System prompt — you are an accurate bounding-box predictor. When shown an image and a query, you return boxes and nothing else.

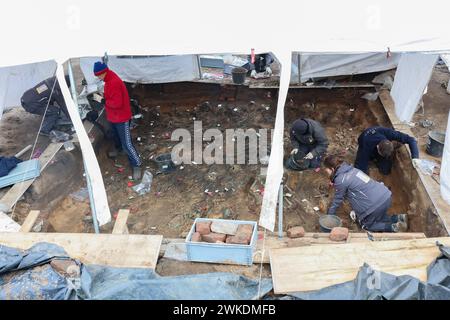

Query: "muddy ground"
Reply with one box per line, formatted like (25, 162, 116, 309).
(48, 82, 277, 236)
(2, 64, 449, 278)
(283, 87, 411, 232)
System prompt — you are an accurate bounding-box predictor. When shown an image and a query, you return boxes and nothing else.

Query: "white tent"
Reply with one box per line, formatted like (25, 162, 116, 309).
(1, 0, 450, 232)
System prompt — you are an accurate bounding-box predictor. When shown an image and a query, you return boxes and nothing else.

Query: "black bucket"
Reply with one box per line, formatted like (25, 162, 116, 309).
(319, 215, 342, 233)
(426, 131, 445, 157)
(231, 67, 247, 84)
(154, 153, 176, 173)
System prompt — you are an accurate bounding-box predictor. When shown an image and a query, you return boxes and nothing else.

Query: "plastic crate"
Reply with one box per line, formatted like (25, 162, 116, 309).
(185, 218, 258, 266)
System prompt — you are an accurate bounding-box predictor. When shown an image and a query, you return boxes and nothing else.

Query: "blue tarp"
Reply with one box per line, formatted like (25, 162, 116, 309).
(0, 243, 272, 300)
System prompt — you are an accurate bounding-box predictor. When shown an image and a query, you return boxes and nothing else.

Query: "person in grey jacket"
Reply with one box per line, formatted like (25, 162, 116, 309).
(323, 155, 408, 232)
(286, 118, 329, 171)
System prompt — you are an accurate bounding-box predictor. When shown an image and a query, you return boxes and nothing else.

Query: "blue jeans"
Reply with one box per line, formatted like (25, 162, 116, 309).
(111, 121, 142, 168)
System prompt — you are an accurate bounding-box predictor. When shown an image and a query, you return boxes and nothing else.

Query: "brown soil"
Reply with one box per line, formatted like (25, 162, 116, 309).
(284, 87, 410, 232)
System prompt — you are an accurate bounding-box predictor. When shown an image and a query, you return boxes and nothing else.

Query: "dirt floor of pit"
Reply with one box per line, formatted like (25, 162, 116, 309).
(283, 87, 412, 232)
(48, 82, 277, 236)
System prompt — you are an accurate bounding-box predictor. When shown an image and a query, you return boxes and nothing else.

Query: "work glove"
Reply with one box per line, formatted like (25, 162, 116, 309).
(92, 93, 103, 103)
(291, 148, 298, 155)
(304, 152, 314, 160)
(349, 210, 356, 222)
(412, 158, 420, 169)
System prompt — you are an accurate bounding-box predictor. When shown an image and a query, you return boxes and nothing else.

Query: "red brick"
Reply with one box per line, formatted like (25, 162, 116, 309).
(287, 226, 305, 239)
(329, 227, 349, 241)
(196, 221, 212, 235)
(226, 235, 250, 245)
(235, 224, 254, 243)
(191, 232, 202, 242)
(202, 232, 227, 243)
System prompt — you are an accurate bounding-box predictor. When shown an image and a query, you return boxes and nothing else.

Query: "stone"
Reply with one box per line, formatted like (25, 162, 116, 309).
(287, 226, 305, 238)
(211, 220, 238, 235)
(191, 232, 202, 242)
(226, 235, 250, 245)
(50, 259, 80, 277)
(202, 232, 227, 243)
(195, 221, 212, 235)
(329, 227, 349, 241)
(235, 224, 254, 243)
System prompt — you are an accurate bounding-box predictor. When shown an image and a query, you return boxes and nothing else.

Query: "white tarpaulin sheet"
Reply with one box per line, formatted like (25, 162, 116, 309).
(391, 53, 439, 122)
(442, 114, 450, 205)
(290, 52, 400, 84)
(0, 60, 57, 119)
(80, 55, 200, 86)
(440, 54, 450, 205)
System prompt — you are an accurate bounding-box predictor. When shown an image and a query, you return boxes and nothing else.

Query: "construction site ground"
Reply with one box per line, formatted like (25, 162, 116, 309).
(1, 64, 449, 279)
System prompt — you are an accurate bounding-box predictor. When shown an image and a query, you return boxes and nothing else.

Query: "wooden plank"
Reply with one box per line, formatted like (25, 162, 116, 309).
(160, 233, 426, 263)
(0, 232, 162, 269)
(378, 89, 450, 234)
(19, 210, 40, 233)
(270, 237, 450, 294)
(0, 142, 63, 212)
(112, 209, 129, 234)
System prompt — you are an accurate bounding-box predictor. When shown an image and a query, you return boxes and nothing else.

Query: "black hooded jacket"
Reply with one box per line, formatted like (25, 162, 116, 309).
(290, 118, 329, 157)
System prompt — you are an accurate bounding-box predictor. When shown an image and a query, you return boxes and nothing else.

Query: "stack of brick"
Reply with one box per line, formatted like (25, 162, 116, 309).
(190, 220, 254, 245)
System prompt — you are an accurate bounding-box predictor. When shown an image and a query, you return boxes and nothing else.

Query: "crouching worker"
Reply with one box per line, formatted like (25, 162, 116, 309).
(355, 126, 419, 175)
(93, 61, 142, 180)
(285, 118, 329, 171)
(21, 76, 72, 136)
(323, 155, 408, 232)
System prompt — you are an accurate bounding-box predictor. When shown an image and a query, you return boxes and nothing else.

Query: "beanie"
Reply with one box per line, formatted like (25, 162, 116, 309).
(292, 119, 309, 138)
(94, 62, 108, 76)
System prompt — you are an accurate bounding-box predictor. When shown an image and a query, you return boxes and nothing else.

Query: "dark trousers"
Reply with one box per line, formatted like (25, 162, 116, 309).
(288, 144, 321, 170)
(360, 197, 398, 232)
(22, 101, 60, 134)
(111, 121, 142, 168)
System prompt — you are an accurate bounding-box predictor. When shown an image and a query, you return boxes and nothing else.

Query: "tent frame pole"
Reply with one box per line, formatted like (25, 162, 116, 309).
(67, 60, 100, 234)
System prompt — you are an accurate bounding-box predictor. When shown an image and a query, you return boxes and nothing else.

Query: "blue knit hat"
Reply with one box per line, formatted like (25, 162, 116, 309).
(93, 61, 108, 76)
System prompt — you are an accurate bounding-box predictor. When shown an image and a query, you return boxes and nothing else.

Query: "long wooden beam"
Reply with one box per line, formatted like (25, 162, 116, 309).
(0, 232, 162, 269)
(270, 237, 450, 294)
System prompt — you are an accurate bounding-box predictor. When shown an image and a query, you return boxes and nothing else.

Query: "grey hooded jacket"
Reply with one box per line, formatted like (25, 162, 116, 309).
(327, 163, 391, 220)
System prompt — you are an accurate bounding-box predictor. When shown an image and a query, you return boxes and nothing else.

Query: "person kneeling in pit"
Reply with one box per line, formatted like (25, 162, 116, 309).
(285, 118, 329, 171)
(323, 155, 408, 233)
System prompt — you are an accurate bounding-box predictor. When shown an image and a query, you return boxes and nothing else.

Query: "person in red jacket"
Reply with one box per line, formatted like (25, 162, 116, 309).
(93, 61, 142, 180)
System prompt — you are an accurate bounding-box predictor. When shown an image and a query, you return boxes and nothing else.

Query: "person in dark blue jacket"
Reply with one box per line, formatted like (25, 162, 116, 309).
(354, 126, 419, 175)
(324, 155, 408, 232)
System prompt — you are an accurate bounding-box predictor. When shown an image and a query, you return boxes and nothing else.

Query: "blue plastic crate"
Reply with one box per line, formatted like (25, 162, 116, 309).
(185, 218, 258, 266)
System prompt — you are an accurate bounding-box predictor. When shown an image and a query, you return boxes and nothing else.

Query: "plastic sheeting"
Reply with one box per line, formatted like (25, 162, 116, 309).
(441, 113, 450, 205)
(285, 242, 450, 300)
(0, 243, 272, 300)
(80, 55, 200, 86)
(391, 53, 439, 122)
(290, 52, 400, 84)
(0, 60, 57, 119)
(440, 54, 450, 205)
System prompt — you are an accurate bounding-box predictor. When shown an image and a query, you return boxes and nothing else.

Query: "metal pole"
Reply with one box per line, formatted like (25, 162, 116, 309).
(196, 54, 202, 80)
(68, 60, 100, 234)
(278, 183, 283, 239)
